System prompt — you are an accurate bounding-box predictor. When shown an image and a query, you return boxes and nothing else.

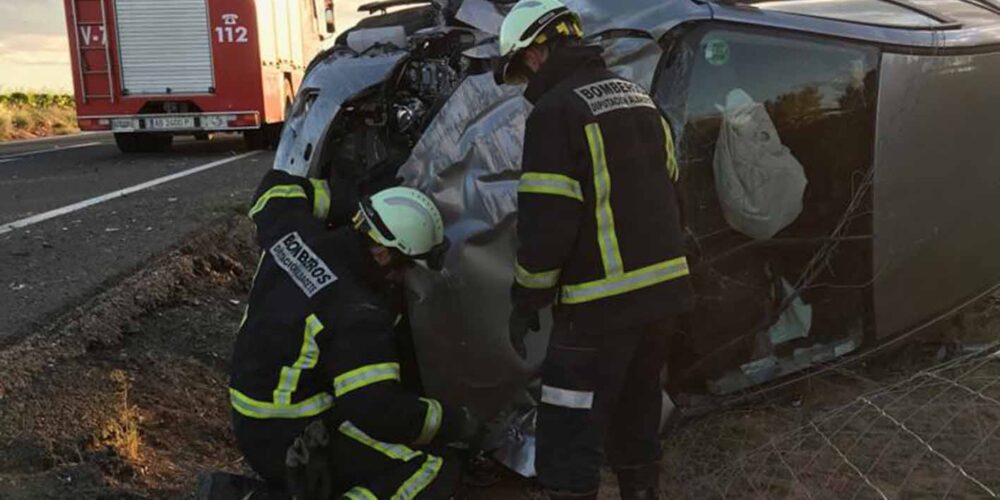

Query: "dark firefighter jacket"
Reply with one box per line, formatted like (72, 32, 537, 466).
(512, 45, 695, 331)
(229, 170, 463, 446)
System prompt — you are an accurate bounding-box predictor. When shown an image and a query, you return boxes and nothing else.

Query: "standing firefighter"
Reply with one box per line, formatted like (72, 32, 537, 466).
(225, 170, 478, 499)
(497, 1, 694, 498)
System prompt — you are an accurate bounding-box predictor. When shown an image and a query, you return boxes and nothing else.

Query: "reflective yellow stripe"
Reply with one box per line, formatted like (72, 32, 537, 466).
(273, 314, 324, 405)
(338, 421, 421, 461)
(415, 397, 443, 445)
(333, 362, 401, 397)
(309, 178, 332, 221)
(343, 487, 378, 500)
(239, 251, 266, 330)
(660, 118, 679, 182)
(585, 123, 623, 277)
(518, 172, 584, 201)
(392, 454, 443, 500)
(561, 256, 690, 304)
(248, 184, 308, 219)
(515, 262, 560, 289)
(229, 388, 333, 419)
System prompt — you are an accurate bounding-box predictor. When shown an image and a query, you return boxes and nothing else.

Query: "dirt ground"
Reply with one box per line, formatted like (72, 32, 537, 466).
(0, 214, 994, 499)
(0, 217, 253, 499)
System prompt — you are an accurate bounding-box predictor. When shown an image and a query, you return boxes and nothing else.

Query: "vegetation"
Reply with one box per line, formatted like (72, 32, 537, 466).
(0, 91, 78, 141)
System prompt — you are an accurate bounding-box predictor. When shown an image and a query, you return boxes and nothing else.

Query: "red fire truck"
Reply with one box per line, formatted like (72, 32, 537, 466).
(63, 0, 335, 153)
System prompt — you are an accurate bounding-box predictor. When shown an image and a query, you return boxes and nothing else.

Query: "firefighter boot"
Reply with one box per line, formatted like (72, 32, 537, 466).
(616, 463, 662, 500)
(285, 420, 334, 500)
(196, 471, 287, 500)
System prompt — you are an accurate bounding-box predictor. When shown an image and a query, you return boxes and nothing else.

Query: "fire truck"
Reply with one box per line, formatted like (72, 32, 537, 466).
(63, 0, 335, 153)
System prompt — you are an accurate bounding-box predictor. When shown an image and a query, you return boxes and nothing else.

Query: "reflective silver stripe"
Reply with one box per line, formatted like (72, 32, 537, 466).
(392, 454, 443, 500)
(541, 385, 594, 409)
(310, 178, 332, 220)
(339, 421, 421, 461)
(585, 123, 623, 276)
(561, 256, 690, 305)
(515, 262, 560, 289)
(229, 388, 333, 419)
(415, 397, 443, 445)
(333, 362, 401, 397)
(518, 172, 584, 201)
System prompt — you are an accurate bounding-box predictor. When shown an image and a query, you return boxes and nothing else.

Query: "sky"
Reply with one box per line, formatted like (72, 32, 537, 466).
(0, 0, 368, 92)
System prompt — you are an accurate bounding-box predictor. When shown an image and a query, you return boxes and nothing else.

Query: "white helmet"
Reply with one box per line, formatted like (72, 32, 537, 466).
(494, 0, 583, 85)
(357, 186, 449, 268)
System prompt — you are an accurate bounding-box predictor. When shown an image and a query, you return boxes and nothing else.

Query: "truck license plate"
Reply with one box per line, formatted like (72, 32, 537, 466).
(148, 117, 194, 130)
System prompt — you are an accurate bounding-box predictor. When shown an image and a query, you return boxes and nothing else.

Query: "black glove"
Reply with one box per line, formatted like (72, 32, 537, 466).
(682, 226, 702, 263)
(285, 421, 334, 500)
(455, 406, 482, 444)
(509, 307, 540, 360)
(444, 406, 483, 451)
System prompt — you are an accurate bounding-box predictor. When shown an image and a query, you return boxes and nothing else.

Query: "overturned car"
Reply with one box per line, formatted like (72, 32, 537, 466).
(274, 0, 1000, 470)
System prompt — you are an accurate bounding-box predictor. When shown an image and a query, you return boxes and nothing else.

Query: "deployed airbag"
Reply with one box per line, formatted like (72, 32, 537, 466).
(714, 88, 807, 239)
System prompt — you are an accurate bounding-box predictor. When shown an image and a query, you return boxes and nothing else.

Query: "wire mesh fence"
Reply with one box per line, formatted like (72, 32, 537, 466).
(666, 341, 1000, 499)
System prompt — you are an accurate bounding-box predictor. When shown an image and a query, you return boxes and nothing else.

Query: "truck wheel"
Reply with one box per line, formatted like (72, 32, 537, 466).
(114, 133, 143, 153)
(243, 129, 268, 150)
(264, 123, 283, 149)
(114, 133, 173, 153)
(146, 133, 174, 152)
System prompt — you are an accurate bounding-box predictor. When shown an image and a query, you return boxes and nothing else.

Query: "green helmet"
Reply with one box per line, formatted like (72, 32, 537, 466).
(358, 186, 449, 268)
(494, 0, 583, 85)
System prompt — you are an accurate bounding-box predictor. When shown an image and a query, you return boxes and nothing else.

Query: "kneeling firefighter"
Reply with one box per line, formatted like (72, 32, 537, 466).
(227, 170, 479, 499)
(496, 0, 695, 499)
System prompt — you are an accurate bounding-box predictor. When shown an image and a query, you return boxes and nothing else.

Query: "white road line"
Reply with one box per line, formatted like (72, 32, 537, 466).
(0, 141, 104, 163)
(0, 131, 108, 146)
(0, 150, 262, 235)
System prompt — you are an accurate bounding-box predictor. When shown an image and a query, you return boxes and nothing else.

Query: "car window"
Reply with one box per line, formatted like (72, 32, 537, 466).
(653, 25, 880, 393)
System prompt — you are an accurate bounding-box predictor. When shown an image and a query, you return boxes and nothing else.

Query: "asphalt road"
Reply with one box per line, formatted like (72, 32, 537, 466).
(0, 133, 272, 342)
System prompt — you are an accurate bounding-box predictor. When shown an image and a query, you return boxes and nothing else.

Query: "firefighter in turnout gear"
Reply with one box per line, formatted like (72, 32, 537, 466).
(497, 1, 695, 498)
(228, 170, 477, 499)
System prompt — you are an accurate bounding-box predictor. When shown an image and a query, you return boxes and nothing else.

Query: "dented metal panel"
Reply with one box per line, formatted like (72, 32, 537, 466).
(399, 73, 541, 418)
(274, 51, 405, 178)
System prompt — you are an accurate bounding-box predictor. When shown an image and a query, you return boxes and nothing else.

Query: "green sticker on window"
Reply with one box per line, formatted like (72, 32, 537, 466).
(704, 38, 730, 66)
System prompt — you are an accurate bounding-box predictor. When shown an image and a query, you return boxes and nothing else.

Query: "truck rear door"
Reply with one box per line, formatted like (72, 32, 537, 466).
(114, 0, 215, 95)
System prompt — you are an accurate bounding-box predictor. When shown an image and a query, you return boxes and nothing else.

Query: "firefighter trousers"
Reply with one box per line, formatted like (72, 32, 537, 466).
(536, 316, 676, 498)
(232, 412, 460, 499)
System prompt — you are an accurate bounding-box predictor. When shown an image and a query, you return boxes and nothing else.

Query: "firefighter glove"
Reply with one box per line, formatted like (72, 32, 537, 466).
(444, 406, 483, 450)
(509, 307, 541, 360)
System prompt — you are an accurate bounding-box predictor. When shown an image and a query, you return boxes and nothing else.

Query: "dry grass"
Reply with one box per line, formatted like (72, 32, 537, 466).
(99, 369, 144, 464)
(0, 92, 79, 141)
